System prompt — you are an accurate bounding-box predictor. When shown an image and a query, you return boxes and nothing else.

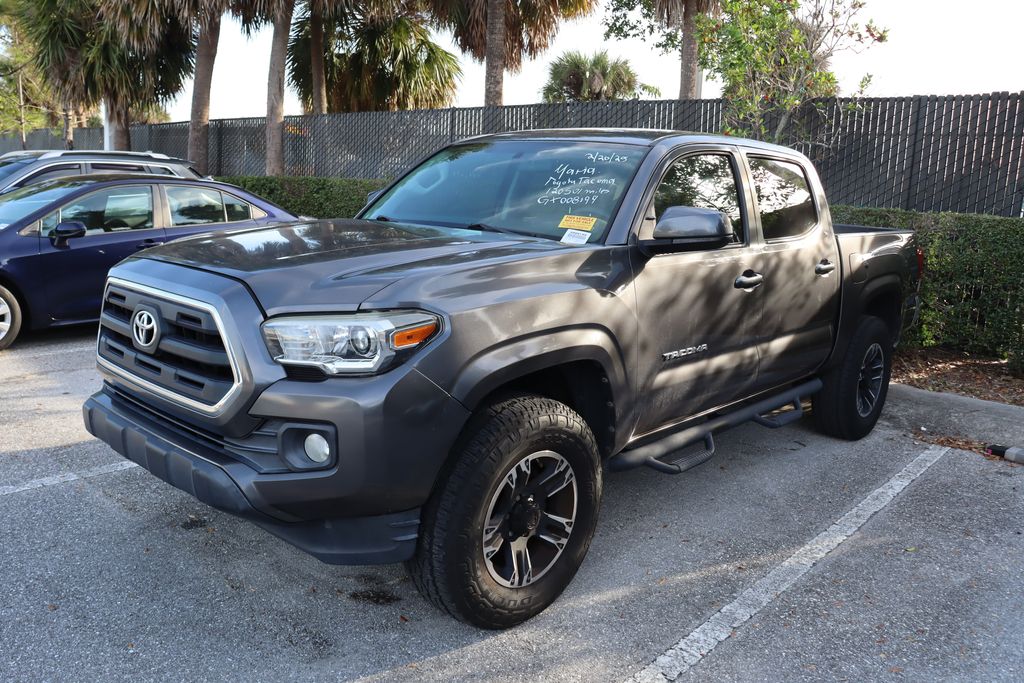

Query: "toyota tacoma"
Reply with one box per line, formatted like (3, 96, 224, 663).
(83, 130, 921, 628)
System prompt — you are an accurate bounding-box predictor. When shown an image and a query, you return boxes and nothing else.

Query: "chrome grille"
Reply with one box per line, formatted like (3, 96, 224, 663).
(97, 279, 241, 414)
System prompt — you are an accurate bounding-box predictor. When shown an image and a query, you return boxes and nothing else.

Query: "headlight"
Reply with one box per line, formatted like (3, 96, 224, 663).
(262, 310, 440, 375)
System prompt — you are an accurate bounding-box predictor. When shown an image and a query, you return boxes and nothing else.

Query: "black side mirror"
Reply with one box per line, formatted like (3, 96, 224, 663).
(638, 206, 734, 256)
(52, 221, 87, 246)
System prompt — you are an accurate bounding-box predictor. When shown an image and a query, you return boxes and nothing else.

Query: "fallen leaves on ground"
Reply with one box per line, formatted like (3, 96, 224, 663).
(893, 347, 1024, 407)
(912, 430, 994, 457)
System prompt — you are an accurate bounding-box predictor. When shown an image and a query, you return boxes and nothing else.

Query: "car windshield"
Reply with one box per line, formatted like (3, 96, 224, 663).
(0, 181, 82, 229)
(362, 140, 646, 244)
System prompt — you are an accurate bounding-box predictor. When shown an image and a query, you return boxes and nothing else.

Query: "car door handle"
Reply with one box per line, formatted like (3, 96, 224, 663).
(136, 239, 164, 250)
(734, 271, 764, 290)
(815, 259, 836, 276)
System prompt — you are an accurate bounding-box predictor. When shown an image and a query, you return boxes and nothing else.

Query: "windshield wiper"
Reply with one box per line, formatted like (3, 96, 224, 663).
(465, 223, 553, 241)
(465, 222, 519, 235)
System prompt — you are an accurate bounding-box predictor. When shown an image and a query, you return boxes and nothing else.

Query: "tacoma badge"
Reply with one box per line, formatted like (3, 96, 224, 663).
(662, 344, 708, 362)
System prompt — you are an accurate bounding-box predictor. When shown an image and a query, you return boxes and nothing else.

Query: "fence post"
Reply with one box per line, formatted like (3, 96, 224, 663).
(903, 96, 926, 210)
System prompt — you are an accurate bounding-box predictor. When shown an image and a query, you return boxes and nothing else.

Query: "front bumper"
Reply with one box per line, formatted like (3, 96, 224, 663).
(83, 372, 468, 564)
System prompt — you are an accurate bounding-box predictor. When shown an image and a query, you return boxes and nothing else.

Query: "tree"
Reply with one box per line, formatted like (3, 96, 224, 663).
(265, 0, 294, 175)
(541, 51, 658, 103)
(696, 0, 886, 142)
(287, 3, 460, 112)
(100, 1, 268, 172)
(0, 7, 61, 145)
(17, 0, 193, 150)
(427, 0, 596, 107)
(603, 0, 718, 100)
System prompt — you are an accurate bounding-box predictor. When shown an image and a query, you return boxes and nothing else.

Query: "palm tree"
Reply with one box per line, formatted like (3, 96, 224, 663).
(100, 1, 270, 172)
(655, 0, 718, 99)
(287, 4, 460, 112)
(541, 51, 659, 103)
(426, 0, 597, 107)
(265, 0, 294, 175)
(17, 0, 193, 150)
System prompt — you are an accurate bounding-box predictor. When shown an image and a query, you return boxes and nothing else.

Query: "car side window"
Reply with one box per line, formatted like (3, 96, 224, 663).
(50, 186, 154, 236)
(17, 163, 82, 186)
(166, 186, 226, 226)
(91, 162, 147, 174)
(651, 153, 744, 242)
(223, 193, 252, 222)
(748, 157, 818, 240)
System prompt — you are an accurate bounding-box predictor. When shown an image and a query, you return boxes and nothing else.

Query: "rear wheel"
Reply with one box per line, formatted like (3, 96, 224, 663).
(408, 395, 602, 629)
(0, 284, 22, 351)
(813, 315, 892, 440)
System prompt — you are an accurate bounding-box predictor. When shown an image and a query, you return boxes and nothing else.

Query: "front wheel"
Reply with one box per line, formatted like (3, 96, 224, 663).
(0, 284, 23, 351)
(408, 395, 602, 629)
(813, 315, 892, 440)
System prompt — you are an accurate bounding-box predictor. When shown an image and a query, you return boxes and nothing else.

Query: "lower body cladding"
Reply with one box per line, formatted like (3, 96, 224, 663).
(82, 366, 470, 565)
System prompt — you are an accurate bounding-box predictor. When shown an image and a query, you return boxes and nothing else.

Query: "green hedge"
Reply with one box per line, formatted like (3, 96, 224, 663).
(217, 176, 1023, 373)
(218, 176, 388, 220)
(832, 205, 1024, 373)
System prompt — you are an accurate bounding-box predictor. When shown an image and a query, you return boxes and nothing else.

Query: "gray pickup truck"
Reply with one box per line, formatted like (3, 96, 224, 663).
(83, 130, 921, 628)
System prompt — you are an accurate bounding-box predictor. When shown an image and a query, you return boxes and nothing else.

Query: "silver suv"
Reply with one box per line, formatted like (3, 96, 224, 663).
(0, 150, 202, 193)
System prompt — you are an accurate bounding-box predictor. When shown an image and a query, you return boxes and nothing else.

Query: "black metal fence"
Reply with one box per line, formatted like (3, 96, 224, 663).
(2, 93, 1022, 216)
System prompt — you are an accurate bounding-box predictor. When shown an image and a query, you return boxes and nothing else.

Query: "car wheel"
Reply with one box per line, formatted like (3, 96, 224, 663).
(408, 395, 602, 629)
(0, 284, 22, 351)
(813, 315, 892, 440)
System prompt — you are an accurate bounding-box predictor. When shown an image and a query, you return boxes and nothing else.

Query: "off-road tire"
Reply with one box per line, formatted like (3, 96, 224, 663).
(0, 284, 23, 351)
(408, 395, 602, 629)
(814, 315, 892, 440)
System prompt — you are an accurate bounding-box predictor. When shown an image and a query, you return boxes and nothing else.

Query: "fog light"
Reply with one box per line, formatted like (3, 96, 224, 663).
(303, 433, 331, 464)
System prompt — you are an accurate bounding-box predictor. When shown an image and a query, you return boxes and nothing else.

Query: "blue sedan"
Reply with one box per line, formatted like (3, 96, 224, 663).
(0, 175, 296, 349)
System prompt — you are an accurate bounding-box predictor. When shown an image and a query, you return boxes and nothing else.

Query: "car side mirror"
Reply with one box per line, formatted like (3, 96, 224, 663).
(52, 221, 87, 246)
(638, 206, 734, 256)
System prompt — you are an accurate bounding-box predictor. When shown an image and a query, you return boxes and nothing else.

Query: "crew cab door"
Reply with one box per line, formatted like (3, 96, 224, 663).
(742, 153, 841, 389)
(630, 147, 764, 436)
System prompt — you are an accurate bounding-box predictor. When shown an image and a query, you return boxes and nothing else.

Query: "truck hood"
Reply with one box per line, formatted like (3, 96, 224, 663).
(140, 218, 570, 316)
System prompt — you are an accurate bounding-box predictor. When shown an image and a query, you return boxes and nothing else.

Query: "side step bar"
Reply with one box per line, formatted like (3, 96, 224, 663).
(608, 378, 823, 475)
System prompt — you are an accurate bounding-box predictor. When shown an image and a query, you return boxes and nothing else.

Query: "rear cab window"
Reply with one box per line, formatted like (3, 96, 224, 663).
(748, 157, 818, 240)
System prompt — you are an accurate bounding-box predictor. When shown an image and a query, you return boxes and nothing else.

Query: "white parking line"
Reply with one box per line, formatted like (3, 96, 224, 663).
(0, 460, 138, 497)
(628, 444, 950, 683)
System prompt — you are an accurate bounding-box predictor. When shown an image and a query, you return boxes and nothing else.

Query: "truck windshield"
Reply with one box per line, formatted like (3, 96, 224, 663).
(363, 140, 645, 244)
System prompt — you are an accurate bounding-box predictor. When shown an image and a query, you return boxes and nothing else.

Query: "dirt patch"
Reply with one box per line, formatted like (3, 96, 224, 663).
(180, 514, 209, 530)
(348, 589, 401, 605)
(911, 430, 993, 458)
(893, 347, 1024, 407)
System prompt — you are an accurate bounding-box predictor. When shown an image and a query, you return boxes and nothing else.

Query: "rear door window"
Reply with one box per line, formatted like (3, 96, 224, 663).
(748, 157, 818, 240)
(223, 193, 252, 222)
(90, 162, 148, 174)
(165, 186, 226, 226)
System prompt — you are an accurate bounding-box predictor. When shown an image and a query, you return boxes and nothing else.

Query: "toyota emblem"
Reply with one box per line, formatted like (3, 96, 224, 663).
(132, 309, 159, 351)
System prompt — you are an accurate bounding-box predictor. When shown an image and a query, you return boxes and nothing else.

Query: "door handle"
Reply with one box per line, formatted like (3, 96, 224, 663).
(734, 270, 764, 290)
(815, 259, 836, 276)
(136, 239, 164, 250)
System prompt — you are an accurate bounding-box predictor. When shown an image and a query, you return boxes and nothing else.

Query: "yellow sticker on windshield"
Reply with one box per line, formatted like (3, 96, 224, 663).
(558, 215, 597, 231)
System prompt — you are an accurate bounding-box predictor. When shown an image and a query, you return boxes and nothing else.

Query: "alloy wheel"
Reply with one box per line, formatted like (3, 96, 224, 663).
(481, 450, 578, 588)
(856, 342, 885, 417)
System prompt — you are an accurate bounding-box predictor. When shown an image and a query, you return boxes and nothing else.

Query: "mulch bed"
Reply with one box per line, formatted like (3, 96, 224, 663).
(892, 347, 1024, 408)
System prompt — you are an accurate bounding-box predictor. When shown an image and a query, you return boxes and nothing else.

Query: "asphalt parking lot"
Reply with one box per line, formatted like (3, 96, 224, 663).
(2, 327, 1022, 682)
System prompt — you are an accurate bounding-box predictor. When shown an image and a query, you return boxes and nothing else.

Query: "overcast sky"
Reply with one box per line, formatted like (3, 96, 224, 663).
(166, 0, 1024, 122)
